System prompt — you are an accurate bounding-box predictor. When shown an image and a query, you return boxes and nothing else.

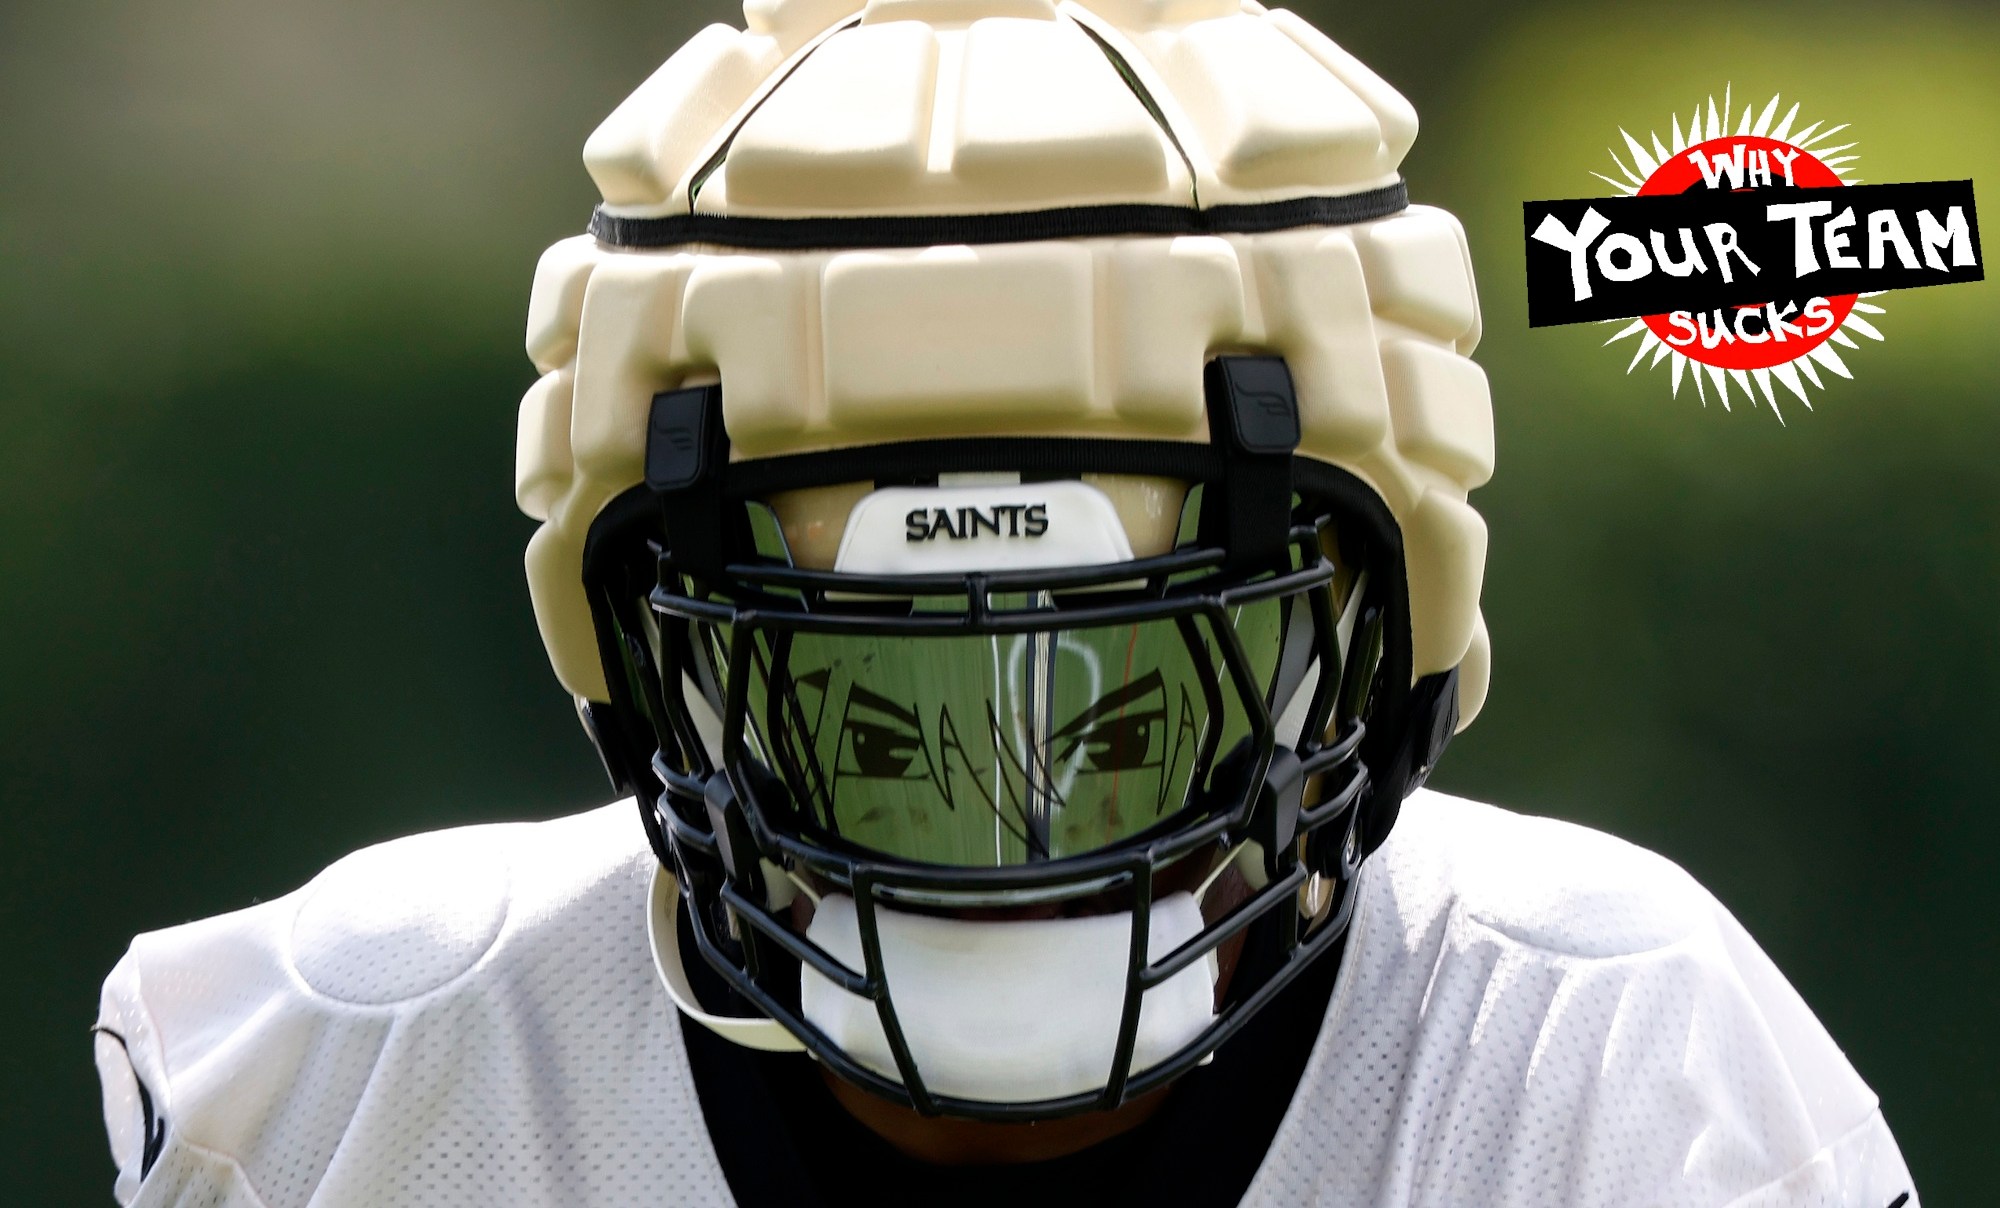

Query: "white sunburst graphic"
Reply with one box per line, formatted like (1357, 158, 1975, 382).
(1591, 87, 1888, 421)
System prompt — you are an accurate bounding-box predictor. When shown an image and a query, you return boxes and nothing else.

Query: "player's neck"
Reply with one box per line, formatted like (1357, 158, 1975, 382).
(819, 1066, 1171, 1165)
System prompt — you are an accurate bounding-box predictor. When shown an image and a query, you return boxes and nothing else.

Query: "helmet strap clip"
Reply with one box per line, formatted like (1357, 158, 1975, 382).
(1251, 746, 1307, 888)
(646, 383, 738, 579)
(1199, 356, 1302, 570)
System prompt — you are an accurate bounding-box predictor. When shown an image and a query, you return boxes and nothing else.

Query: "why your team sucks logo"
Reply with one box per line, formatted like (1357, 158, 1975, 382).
(1522, 89, 1983, 417)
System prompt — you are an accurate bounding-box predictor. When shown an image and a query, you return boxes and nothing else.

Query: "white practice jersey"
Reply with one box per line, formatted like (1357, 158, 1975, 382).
(94, 792, 1917, 1208)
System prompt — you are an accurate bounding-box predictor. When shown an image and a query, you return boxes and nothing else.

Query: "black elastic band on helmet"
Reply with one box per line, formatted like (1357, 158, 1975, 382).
(589, 182, 1409, 252)
(726, 437, 1222, 499)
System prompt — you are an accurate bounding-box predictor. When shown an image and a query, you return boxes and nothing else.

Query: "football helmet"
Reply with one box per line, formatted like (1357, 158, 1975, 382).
(517, 0, 1491, 1121)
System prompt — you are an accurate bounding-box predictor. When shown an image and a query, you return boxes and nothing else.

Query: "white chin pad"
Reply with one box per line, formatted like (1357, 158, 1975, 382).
(800, 892, 1216, 1103)
(833, 480, 1135, 575)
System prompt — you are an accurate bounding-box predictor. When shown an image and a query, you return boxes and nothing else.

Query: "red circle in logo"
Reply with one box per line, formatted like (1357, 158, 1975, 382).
(1636, 136, 1856, 371)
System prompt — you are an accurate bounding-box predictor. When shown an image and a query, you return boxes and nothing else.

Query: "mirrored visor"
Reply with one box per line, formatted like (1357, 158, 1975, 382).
(720, 604, 1286, 867)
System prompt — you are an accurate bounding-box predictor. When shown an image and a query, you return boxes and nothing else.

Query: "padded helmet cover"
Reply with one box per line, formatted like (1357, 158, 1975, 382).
(518, 0, 1492, 726)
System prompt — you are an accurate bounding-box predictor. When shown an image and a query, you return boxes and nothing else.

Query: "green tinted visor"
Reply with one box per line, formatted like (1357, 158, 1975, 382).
(712, 602, 1291, 867)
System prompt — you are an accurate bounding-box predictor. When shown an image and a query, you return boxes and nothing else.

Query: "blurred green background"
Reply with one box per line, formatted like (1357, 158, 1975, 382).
(3, 0, 1992, 1202)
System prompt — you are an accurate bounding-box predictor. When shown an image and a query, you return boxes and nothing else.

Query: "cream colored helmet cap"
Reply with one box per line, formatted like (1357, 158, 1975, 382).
(518, 0, 1492, 728)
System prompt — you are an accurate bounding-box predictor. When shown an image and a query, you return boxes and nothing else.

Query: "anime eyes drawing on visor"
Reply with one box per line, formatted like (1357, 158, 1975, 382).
(576, 357, 1461, 1121)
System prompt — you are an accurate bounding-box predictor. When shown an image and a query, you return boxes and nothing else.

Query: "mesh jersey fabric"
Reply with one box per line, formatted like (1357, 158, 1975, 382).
(95, 791, 1918, 1208)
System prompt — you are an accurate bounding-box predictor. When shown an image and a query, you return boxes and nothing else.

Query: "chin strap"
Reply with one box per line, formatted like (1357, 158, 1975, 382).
(645, 867, 806, 1053)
